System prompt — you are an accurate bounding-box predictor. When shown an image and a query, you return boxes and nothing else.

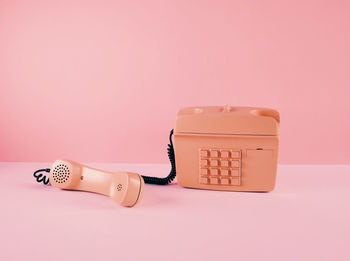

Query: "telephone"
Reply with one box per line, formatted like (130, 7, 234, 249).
(173, 106, 280, 192)
(33, 106, 280, 206)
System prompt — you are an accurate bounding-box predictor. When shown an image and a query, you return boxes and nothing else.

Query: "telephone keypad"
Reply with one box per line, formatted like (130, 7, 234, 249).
(199, 148, 242, 186)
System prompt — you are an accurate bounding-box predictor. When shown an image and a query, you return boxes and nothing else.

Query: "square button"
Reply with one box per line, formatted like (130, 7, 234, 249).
(200, 150, 209, 157)
(200, 177, 209, 184)
(201, 160, 208, 167)
(230, 178, 240, 185)
(210, 150, 219, 157)
(221, 150, 230, 158)
(220, 169, 229, 176)
(220, 178, 229, 185)
(221, 160, 229, 167)
(231, 160, 240, 168)
(231, 169, 240, 177)
(200, 168, 208, 175)
(210, 160, 218, 167)
(209, 177, 219, 184)
(210, 168, 219, 175)
(231, 151, 241, 158)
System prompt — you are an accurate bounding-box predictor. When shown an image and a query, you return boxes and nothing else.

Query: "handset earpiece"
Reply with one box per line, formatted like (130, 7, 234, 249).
(49, 159, 144, 207)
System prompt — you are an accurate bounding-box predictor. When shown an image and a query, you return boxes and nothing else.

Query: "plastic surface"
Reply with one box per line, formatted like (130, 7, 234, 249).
(49, 159, 144, 207)
(174, 106, 280, 192)
(175, 106, 279, 135)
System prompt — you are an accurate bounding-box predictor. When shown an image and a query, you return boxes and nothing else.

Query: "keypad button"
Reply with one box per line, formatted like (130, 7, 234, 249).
(210, 150, 219, 157)
(209, 177, 219, 184)
(230, 178, 240, 185)
(221, 150, 230, 158)
(210, 168, 218, 175)
(201, 160, 208, 167)
(231, 160, 240, 168)
(231, 151, 241, 158)
(221, 160, 229, 167)
(231, 169, 240, 177)
(200, 150, 209, 157)
(220, 169, 229, 176)
(200, 168, 208, 175)
(200, 177, 209, 184)
(220, 178, 229, 185)
(210, 160, 218, 167)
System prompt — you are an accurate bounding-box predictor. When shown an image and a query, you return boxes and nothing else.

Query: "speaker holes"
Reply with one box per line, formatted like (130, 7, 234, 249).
(117, 184, 122, 191)
(52, 164, 70, 184)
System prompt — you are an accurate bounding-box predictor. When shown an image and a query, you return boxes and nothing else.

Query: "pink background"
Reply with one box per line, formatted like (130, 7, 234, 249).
(0, 0, 349, 164)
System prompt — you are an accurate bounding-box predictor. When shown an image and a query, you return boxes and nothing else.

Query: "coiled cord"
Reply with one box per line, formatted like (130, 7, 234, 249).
(141, 129, 176, 185)
(33, 129, 176, 186)
(33, 168, 51, 185)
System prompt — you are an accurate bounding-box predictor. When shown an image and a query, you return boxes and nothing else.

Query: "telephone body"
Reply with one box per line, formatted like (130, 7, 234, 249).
(173, 106, 280, 192)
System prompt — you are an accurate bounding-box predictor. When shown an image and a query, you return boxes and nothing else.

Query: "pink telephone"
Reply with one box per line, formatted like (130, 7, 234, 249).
(33, 106, 280, 206)
(173, 106, 280, 192)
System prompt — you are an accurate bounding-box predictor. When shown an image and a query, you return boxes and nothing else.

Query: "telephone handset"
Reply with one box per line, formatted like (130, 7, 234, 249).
(33, 130, 175, 207)
(49, 159, 144, 207)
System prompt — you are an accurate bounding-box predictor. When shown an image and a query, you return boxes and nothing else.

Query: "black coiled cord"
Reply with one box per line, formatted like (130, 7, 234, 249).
(33, 129, 176, 186)
(33, 168, 51, 185)
(141, 129, 176, 185)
